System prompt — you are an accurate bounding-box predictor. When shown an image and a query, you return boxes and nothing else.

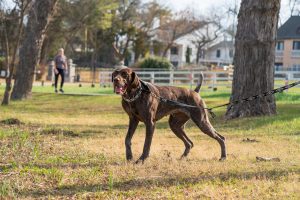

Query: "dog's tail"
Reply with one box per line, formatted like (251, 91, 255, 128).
(194, 72, 204, 93)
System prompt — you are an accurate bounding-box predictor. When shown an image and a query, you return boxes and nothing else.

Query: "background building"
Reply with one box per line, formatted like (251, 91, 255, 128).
(276, 16, 300, 71)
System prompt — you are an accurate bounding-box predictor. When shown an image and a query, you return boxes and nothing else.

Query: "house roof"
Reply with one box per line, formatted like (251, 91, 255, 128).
(277, 16, 300, 40)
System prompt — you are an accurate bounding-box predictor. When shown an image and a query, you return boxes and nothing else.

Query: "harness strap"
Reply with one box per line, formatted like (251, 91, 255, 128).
(122, 87, 143, 102)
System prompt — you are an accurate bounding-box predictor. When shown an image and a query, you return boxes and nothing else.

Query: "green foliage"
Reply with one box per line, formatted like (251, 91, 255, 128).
(21, 166, 64, 186)
(46, 0, 119, 58)
(0, 57, 5, 70)
(108, 171, 114, 191)
(0, 181, 15, 199)
(138, 57, 172, 69)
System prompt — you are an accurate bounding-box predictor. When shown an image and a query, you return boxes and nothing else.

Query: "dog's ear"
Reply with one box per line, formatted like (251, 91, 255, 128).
(130, 71, 139, 88)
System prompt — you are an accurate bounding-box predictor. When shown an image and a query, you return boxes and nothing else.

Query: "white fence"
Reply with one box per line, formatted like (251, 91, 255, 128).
(100, 70, 300, 89)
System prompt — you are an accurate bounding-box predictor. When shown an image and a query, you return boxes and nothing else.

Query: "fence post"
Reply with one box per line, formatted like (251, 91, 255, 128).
(67, 59, 76, 83)
(287, 72, 293, 80)
(99, 71, 103, 87)
(212, 72, 217, 90)
(150, 72, 155, 84)
(170, 71, 174, 85)
(189, 71, 194, 89)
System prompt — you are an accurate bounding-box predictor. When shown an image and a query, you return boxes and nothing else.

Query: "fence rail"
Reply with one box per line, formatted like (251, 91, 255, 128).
(100, 70, 300, 89)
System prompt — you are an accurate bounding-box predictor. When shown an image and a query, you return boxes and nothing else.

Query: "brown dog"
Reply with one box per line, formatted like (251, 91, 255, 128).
(112, 67, 226, 163)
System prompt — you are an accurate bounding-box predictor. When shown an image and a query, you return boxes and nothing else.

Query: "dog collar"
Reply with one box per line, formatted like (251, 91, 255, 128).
(122, 87, 143, 103)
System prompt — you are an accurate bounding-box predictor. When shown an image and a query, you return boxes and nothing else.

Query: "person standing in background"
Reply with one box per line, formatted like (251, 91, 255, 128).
(53, 48, 68, 93)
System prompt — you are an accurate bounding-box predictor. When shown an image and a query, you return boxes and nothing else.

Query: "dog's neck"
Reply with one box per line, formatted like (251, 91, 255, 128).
(123, 80, 141, 99)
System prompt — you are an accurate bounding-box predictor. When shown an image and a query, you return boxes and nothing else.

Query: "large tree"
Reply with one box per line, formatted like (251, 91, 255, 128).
(11, 0, 59, 100)
(1, 0, 32, 105)
(225, 0, 280, 119)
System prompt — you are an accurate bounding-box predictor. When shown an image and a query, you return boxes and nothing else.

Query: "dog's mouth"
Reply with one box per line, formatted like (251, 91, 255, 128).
(114, 84, 127, 95)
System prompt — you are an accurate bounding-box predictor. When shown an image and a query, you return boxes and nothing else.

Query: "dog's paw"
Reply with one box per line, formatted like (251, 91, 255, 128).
(179, 156, 187, 161)
(126, 159, 134, 164)
(135, 159, 144, 165)
(135, 155, 147, 164)
(126, 155, 133, 161)
(219, 157, 226, 162)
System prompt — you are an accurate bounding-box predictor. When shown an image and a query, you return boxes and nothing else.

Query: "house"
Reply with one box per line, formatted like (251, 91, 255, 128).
(166, 35, 198, 68)
(151, 17, 233, 68)
(276, 16, 300, 71)
(161, 38, 234, 69)
(151, 18, 207, 68)
(200, 40, 234, 67)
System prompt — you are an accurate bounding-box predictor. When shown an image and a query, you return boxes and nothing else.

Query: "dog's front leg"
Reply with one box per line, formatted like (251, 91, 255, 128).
(125, 117, 139, 161)
(136, 120, 155, 164)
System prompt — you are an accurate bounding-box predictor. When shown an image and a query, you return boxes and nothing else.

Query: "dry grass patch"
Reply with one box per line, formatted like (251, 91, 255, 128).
(0, 92, 299, 199)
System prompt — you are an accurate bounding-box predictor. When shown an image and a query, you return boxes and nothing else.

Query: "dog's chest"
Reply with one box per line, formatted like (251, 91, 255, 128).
(123, 102, 144, 121)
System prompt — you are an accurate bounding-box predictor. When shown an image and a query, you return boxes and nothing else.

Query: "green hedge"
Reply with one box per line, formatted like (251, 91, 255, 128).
(138, 57, 172, 70)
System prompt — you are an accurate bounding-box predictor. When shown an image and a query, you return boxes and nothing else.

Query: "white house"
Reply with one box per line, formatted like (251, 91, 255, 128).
(166, 35, 198, 68)
(162, 38, 234, 68)
(202, 40, 234, 66)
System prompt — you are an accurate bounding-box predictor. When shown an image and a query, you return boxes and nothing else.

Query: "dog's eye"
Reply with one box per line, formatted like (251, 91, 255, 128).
(121, 72, 128, 78)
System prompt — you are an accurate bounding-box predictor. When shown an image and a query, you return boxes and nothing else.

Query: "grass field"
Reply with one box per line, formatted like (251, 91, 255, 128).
(0, 84, 299, 199)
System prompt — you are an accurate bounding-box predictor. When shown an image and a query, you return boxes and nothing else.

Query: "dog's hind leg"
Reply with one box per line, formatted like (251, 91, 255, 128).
(190, 110, 226, 161)
(215, 131, 225, 141)
(169, 113, 193, 158)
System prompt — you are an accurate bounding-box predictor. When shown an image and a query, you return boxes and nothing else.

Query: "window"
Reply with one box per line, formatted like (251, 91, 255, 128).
(216, 49, 221, 58)
(275, 63, 283, 71)
(187, 47, 192, 55)
(199, 49, 205, 58)
(293, 41, 300, 50)
(185, 47, 192, 63)
(229, 49, 234, 58)
(171, 47, 178, 55)
(276, 41, 284, 51)
(292, 64, 300, 71)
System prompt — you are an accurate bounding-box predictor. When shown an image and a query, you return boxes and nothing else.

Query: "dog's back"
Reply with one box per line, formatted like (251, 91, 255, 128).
(146, 72, 204, 108)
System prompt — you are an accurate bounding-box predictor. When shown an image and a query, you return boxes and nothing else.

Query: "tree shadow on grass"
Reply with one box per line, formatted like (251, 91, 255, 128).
(20, 168, 300, 198)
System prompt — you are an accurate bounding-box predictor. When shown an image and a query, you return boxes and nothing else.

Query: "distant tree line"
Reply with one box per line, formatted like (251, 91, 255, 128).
(0, 0, 231, 104)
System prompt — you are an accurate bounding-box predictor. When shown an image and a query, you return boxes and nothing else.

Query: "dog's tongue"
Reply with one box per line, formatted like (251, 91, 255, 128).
(115, 86, 124, 94)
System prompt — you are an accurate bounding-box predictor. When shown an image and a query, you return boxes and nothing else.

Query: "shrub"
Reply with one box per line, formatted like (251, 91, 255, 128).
(138, 57, 172, 70)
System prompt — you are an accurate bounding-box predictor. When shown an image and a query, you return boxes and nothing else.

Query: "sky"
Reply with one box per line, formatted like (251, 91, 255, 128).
(143, 0, 293, 24)
(1, 0, 294, 24)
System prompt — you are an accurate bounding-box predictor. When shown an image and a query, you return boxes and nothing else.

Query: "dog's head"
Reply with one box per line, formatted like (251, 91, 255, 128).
(112, 68, 139, 95)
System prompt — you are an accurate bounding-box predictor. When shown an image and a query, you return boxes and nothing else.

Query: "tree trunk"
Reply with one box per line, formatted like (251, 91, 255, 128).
(162, 43, 172, 58)
(11, 0, 58, 100)
(225, 0, 280, 119)
(2, 4, 26, 105)
(2, 20, 11, 105)
(196, 46, 201, 64)
(39, 36, 50, 67)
